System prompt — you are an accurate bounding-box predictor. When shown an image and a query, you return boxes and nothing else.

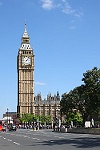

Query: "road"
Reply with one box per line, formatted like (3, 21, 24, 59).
(0, 128, 100, 150)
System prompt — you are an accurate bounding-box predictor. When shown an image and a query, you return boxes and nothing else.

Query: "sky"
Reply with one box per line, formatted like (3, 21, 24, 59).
(0, 0, 100, 119)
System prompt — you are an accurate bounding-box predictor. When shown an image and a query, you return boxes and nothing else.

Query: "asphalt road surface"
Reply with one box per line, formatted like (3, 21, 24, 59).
(0, 128, 100, 150)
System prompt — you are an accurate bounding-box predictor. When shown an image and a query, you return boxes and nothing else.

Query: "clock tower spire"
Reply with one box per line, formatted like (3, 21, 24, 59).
(17, 23, 35, 117)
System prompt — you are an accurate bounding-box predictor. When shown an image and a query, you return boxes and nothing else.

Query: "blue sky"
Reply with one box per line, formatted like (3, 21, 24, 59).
(0, 0, 100, 118)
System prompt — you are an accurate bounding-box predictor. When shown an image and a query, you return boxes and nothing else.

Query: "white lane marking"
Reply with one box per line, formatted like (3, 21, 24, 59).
(0, 134, 20, 146)
(54, 135, 59, 137)
(58, 137, 65, 139)
(13, 142, 20, 145)
(43, 139, 48, 141)
(53, 135, 65, 139)
(23, 135, 28, 137)
(36, 138, 40, 140)
(8, 139, 12, 141)
(23, 135, 31, 138)
(32, 137, 40, 140)
(50, 140, 54, 142)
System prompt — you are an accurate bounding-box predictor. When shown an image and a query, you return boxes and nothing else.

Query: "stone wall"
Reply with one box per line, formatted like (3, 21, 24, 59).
(54, 127, 100, 135)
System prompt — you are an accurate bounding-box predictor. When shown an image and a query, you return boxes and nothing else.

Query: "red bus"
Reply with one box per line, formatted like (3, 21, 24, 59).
(0, 120, 2, 131)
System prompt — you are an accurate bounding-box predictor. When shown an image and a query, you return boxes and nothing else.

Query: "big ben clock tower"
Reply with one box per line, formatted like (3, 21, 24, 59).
(17, 23, 34, 117)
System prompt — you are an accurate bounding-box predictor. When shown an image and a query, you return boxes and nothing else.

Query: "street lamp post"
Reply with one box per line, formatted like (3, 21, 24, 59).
(7, 108, 9, 128)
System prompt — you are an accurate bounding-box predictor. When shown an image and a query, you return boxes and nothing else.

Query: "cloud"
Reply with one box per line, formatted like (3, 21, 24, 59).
(40, 0, 84, 17)
(61, 0, 83, 17)
(41, 0, 55, 10)
(74, 12, 84, 17)
(35, 82, 47, 86)
(61, 1, 75, 15)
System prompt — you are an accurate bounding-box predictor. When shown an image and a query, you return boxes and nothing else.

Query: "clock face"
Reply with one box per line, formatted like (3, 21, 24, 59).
(22, 56, 31, 65)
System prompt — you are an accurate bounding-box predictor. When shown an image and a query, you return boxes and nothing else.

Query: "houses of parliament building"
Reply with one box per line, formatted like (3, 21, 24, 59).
(17, 24, 60, 121)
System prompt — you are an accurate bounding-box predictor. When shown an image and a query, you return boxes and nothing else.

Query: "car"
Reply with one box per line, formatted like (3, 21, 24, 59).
(8, 124, 16, 131)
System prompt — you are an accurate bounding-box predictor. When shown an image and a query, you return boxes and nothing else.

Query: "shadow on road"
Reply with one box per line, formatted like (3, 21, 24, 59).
(34, 137, 100, 148)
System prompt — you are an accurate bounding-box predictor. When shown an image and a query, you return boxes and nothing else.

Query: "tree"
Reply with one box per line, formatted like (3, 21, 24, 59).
(40, 115, 51, 124)
(60, 86, 84, 126)
(82, 67, 100, 119)
(60, 92, 75, 115)
(66, 111, 83, 126)
(19, 113, 51, 125)
(19, 113, 34, 124)
(60, 67, 100, 127)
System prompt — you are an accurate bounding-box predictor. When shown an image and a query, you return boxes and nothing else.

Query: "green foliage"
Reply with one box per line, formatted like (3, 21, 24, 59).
(40, 115, 51, 124)
(61, 67, 100, 126)
(66, 111, 83, 125)
(19, 113, 51, 124)
(19, 113, 34, 123)
(81, 67, 100, 120)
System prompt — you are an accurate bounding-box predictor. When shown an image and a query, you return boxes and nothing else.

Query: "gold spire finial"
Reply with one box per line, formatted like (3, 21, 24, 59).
(24, 19, 27, 32)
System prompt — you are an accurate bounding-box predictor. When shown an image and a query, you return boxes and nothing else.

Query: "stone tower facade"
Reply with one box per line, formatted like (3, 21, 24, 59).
(17, 24, 34, 116)
(17, 24, 61, 121)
